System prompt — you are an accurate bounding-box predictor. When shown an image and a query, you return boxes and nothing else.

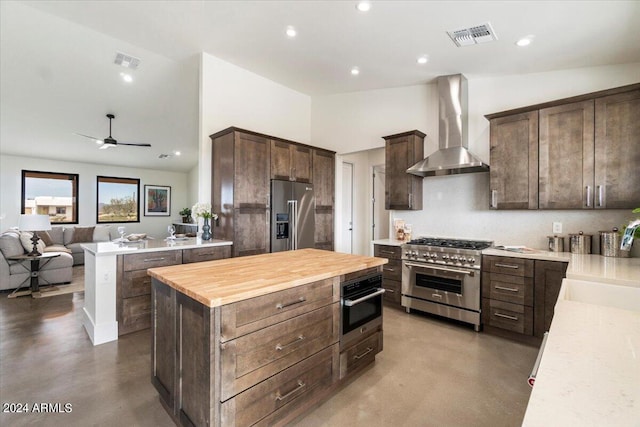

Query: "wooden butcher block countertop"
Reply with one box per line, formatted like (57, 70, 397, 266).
(147, 248, 388, 307)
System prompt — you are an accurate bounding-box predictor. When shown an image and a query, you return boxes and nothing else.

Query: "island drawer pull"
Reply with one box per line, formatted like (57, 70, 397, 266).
(383, 288, 395, 293)
(276, 296, 306, 310)
(494, 285, 519, 293)
(383, 267, 395, 272)
(379, 250, 396, 255)
(276, 335, 305, 351)
(275, 380, 306, 401)
(143, 257, 166, 262)
(494, 312, 519, 321)
(354, 347, 374, 360)
(495, 263, 519, 269)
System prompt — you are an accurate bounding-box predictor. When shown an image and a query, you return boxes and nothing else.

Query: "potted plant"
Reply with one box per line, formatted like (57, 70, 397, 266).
(179, 207, 192, 224)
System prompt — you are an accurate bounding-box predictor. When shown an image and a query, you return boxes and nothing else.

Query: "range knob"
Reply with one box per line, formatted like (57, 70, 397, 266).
(441, 255, 449, 260)
(459, 257, 467, 263)
(451, 255, 459, 261)
(431, 253, 438, 259)
(469, 258, 476, 264)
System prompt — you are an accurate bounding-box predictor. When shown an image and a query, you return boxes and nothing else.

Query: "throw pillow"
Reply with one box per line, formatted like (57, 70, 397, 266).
(93, 225, 111, 242)
(70, 226, 95, 244)
(43, 245, 72, 254)
(19, 231, 45, 254)
(0, 231, 26, 258)
(36, 230, 54, 247)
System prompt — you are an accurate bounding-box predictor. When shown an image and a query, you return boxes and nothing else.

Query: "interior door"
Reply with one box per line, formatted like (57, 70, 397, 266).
(340, 162, 354, 254)
(372, 165, 388, 240)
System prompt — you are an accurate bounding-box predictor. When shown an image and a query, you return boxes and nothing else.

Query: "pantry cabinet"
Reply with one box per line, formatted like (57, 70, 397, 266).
(312, 149, 335, 250)
(486, 83, 640, 210)
(271, 140, 312, 183)
(383, 130, 425, 210)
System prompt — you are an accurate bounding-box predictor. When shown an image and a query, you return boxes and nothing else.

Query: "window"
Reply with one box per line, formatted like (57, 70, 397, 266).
(96, 176, 140, 223)
(22, 170, 79, 224)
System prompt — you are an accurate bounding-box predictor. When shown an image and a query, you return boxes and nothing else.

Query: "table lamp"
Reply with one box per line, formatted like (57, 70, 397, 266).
(18, 214, 51, 257)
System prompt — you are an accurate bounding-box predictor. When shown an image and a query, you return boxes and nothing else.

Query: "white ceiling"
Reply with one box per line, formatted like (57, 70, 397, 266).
(2, 0, 639, 172)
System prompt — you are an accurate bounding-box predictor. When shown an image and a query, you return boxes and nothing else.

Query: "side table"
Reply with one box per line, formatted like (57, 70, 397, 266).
(7, 253, 61, 298)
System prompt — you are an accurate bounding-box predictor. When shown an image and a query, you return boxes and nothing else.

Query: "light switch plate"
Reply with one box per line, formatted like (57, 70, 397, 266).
(552, 222, 562, 234)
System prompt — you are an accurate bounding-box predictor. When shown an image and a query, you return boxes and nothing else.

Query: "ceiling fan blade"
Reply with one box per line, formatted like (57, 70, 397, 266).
(75, 132, 103, 143)
(117, 142, 152, 147)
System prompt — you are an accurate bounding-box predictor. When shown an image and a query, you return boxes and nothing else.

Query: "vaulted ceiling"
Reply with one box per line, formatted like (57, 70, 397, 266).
(2, 1, 639, 172)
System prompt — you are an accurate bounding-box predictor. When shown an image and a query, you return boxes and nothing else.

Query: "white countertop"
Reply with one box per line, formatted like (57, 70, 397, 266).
(371, 238, 406, 247)
(82, 238, 232, 256)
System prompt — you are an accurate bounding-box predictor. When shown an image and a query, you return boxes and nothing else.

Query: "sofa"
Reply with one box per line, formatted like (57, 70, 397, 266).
(0, 225, 113, 291)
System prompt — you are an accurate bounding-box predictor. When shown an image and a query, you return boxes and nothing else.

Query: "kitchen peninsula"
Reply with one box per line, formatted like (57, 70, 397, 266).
(81, 238, 232, 345)
(147, 248, 387, 427)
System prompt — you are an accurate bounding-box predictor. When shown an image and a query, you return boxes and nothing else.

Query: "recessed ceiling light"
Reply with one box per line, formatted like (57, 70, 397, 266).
(516, 35, 534, 47)
(351, 67, 360, 76)
(174, 151, 181, 156)
(285, 25, 297, 38)
(417, 55, 429, 65)
(120, 72, 133, 83)
(356, 1, 371, 12)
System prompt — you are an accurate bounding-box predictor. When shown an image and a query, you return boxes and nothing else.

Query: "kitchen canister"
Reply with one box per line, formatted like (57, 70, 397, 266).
(547, 236, 565, 252)
(599, 228, 630, 258)
(569, 231, 592, 254)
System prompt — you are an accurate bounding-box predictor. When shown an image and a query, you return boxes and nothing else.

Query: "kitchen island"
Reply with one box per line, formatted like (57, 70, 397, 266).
(147, 248, 387, 427)
(81, 238, 232, 345)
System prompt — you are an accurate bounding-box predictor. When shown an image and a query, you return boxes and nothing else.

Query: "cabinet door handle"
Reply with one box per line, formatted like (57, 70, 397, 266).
(276, 335, 305, 351)
(276, 296, 306, 310)
(495, 263, 519, 269)
(143, 257, 166, 262)
(494, 312, 519, 321)
(275, 380, 306, 401)
(495, 285, 519, 293)
(379, 250, 396, 255)
(408, 193, 412, 209)
(354, 346, 374, 360)
(490, 190, 497, 209)
(585, 185, 592, 207)
(383, 267, 395, 272)
(596, 185, 603, 207)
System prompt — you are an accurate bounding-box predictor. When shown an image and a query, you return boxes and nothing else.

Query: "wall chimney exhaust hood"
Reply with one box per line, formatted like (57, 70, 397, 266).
(407, 74, 489, 177)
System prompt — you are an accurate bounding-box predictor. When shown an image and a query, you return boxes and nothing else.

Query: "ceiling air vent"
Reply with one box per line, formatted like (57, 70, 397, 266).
(447, 22, 497, 47)
(114, 52, 140, 69)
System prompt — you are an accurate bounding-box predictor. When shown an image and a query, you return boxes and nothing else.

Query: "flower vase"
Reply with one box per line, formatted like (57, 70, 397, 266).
(202, 217, 212, 241)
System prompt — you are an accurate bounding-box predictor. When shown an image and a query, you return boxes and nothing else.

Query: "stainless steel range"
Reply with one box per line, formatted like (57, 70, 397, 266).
(401, 237, 493, 331)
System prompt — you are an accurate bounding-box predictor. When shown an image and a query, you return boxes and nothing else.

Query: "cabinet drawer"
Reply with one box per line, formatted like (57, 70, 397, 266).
(482, 298, 533, 335)
(220, 303, 339, 401)
(123, 251, 182, 271)
(381, 259, 401, 282)
(220, 277, 339, 341)
(482, 272, 534, 306)
(120, 294, 152, 334)
(221, 344, 338, 427)
(483, 255, 534, 277)
(339, 330, 382, 379)
(122, 270, 152, 298)
(382, 279, 401, 306)
(374, 244, 401, 259)
(182, 246, 231, 264)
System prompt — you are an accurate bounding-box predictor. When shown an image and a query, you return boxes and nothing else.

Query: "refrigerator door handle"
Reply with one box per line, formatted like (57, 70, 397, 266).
(287, 200, 298, 250)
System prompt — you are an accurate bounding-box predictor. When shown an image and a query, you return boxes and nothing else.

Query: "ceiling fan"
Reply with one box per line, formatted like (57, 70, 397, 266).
(76, 114, 151, 149)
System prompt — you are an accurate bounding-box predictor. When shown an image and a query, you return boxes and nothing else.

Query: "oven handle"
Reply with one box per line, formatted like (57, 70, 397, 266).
(343, 288, 386, 307)
(404, 262, 475, 277)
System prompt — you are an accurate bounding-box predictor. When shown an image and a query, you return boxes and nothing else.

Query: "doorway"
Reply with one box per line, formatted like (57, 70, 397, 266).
(341, 162, 354, 253)
(372, 164, 388, 240)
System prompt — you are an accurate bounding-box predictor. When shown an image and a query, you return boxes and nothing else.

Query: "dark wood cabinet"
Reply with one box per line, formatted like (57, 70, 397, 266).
(373, 244, 402, 308)
(486, 83, 640, 210)
(212, 128, 271, 258)
(489, 111, 538, 209)
(534, 260, 568, 338)
(271, 140, 312, 183)
(594, 89, 640, 209)
(539, 100, 595, 209)
(383, 130, 425, 210)
(312, 149, 335, 250)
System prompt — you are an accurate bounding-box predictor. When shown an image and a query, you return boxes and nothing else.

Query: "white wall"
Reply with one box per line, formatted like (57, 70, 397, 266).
(197, 53, 312, 202)
(0, 155, 188, 238)
(314, 62, 640, 255)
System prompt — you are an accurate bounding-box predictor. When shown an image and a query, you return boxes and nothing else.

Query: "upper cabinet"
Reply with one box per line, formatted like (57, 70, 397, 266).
(384, 130, 425, 210)
(313, 149, 335, 250)
(489, 111, 538, 209)
(271, 140, 312, 183)
(487, 83, 640, 210)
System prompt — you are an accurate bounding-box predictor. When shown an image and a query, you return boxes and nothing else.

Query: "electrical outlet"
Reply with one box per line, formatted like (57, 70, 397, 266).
(552, 222, 562, 234)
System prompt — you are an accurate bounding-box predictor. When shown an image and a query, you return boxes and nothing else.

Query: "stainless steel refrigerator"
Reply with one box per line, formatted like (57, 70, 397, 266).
(271, 180, 315, 252)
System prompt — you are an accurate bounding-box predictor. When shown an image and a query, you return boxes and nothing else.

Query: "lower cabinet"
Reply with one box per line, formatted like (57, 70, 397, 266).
(117, 246, 231, 336)
(482, 255, 567, 340)
(339, 329, 383, 379)
(373, 244, 402, 308)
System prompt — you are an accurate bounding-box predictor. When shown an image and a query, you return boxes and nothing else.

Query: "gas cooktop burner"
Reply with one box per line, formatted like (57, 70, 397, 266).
(406, 237, 493, 251)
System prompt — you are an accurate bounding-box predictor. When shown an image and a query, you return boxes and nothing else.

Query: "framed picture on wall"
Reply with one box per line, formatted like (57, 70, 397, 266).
(144, 185, 171, 217)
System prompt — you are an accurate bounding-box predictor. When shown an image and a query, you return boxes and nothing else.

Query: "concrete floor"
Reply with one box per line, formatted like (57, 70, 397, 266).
(0, 289, 537, 427)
